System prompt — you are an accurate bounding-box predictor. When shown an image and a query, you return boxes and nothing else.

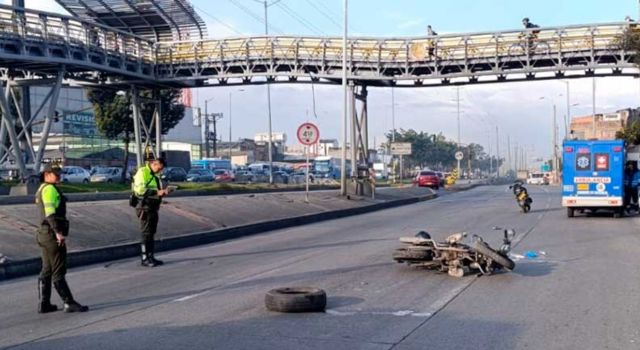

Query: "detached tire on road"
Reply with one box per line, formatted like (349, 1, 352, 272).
(265, 287, 326, 313)
(472, 241, 515, 271)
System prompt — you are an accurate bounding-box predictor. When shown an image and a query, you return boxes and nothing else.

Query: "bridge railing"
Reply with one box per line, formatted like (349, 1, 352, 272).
(0, 5, 156, 64)
(156, 22, 631, 71)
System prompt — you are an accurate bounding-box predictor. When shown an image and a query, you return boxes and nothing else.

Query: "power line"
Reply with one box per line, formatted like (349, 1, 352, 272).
(227, 0, 284, 34)
(275, 1, 325, 35)
(311, 0, 359, 33)
(303, 0, 341, 30)
(193, 4, 243, 36)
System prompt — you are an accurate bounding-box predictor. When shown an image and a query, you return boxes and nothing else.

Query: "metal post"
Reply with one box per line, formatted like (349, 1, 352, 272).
(565, 81, 570, 139)
(496, 126, 500, 178)
(553, 105, 558, 184)
(592, 77, 596, 139)
(229, 92, 233, 160)
(155, 91, 161, 158)
(456, 86, 461, 175)
(507, 135, 512, 174)
(212, 114, 218, 157)
(305, 145, 310, 203)
(131, 87, 143, 168)
(350, 83, 356, 178)
(205, 99, 210, 157)
(391, 86, 396, 183)
(264, 0, 274, 185)
(340, 0, 348, 196)
(400, 155, 403, 184)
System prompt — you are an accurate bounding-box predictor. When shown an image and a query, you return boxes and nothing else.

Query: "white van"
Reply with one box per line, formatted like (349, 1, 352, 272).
(527, 172, 546, 185)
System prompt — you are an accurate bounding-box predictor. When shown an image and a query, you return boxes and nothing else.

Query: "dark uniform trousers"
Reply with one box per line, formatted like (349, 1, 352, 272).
(137, 207, 159, 247)
(37, 225, 66, 283)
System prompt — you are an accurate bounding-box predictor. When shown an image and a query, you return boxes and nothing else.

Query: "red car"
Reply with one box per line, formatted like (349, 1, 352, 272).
(415, 171, 440, 190)
(214, 169, 234, 182)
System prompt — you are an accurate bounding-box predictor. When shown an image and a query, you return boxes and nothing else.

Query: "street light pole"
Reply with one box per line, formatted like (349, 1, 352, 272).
(456, 87, 461, 175)
(340, 0, 348, 196)
(254, 0, 281, 184)
(592, 77, 597, 139)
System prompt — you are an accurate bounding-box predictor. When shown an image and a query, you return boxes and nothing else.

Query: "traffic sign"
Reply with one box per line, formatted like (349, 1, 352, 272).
(455, 151, 464, 161)
(390, 142, 412, 155)
(297, 122, 320, 145)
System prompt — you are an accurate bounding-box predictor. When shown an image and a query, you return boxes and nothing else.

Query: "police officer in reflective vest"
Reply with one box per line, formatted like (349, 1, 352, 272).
(133, 158, 169, 267)
(36, 164, 89, 313)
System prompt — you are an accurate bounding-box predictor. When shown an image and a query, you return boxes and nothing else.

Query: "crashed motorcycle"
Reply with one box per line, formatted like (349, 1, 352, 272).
(510, 182, 532, 213)
(393, 227, 516, 278)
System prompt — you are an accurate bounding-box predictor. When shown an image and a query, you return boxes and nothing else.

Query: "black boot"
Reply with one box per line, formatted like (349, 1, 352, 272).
(38, 277, 58, 314)
(54, 279, 88, 313)
(140, 242, 158, 267)
(148, 241, 163, 266)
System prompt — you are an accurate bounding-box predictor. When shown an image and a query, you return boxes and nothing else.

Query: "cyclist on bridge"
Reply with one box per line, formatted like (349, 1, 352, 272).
(521, 17, 541, 54)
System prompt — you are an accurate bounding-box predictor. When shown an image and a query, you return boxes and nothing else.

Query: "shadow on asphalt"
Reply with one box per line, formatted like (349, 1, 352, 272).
(512, 261, 556, 277)
(156, 238, 397, 265)
(7, 315, 523, 350)
(327, 296, 366, 308)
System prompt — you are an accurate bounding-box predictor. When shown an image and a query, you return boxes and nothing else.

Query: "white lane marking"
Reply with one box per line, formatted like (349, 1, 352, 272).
(325, 309, 432, 317)
(172, 291, 209, 302)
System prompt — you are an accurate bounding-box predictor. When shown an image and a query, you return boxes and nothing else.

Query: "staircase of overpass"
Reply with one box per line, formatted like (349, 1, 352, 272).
(0, 3, 637, 192)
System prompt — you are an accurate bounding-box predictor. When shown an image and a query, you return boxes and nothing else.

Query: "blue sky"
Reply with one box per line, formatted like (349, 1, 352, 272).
(8, 0, 640, 166)
(189, 0, 637, 38)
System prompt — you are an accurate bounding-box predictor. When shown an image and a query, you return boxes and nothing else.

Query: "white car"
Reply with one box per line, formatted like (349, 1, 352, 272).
(61, 166, 90, 183)
(526, 173, 546, 185)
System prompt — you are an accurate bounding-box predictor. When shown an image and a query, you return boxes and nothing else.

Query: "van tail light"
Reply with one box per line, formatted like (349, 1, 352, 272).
(564, 147, 573, 153)
(613, 146, 622, 152)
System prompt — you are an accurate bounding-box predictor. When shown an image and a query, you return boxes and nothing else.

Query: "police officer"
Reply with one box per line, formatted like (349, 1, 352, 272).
(133, 158, 169, 267)
(36, 164, 89, 313)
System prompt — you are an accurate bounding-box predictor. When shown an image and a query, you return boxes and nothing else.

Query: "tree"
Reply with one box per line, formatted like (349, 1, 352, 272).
(616, 120, 640, 146)
(87, 88, 186, 181)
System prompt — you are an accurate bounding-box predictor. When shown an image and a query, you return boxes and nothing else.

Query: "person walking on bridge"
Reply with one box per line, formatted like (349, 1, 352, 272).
(132, 158, 169, 267)
(35, 164, 89, 313)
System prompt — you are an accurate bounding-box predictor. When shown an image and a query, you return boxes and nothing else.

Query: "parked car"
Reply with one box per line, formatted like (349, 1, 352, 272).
(415, 170, 440, 190)
(272, 171, 290, 184)
(61, 166, 90, 183)
(214, 169, 234, 182)
(162, 167, 188, 182)
(90, 167, 123, 183)
(186, 169, 214, 182)
(235, 170, 256, 183)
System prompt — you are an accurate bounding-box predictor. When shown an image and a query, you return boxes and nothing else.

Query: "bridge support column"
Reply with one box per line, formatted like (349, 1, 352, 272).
(346, 84, 373, 197)
(131, 87, 162, 169)
(0, 68, 63, 182)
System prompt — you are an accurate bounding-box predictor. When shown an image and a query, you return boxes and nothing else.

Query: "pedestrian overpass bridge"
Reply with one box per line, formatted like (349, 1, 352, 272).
(0, 4, 636, 88)
(0, 3, 637, 186)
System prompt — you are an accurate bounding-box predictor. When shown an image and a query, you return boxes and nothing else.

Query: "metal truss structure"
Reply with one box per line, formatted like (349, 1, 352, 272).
(0, 3, 638, 183)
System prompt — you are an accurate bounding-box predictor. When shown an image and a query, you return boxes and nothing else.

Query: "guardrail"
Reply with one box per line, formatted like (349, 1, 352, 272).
(0, 5, 156, 77)
(156, 22, 635, 84)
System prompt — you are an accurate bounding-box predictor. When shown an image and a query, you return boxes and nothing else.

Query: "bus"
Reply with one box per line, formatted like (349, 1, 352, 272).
(313, 156, 342, 179)
(191, 159, 231, 171)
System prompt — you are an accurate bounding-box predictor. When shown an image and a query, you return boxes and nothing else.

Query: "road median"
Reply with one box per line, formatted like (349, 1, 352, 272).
(0, 187, 436, 280)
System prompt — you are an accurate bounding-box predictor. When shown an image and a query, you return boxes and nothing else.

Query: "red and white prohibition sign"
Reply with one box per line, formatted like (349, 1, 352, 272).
(297, 122, 320, 146)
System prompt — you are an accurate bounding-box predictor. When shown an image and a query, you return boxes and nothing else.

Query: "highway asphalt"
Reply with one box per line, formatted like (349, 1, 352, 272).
(1, 185, 639, 350)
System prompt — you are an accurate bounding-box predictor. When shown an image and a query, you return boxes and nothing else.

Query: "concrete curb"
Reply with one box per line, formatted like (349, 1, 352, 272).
(0, 184, 394, 206)
(0, 192, 437, 281)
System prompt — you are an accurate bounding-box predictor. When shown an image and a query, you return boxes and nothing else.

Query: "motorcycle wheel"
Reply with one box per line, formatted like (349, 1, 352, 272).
(393, 247, 433, 261)
(523, 204, 531, 213)
(472, 241, 515, 270)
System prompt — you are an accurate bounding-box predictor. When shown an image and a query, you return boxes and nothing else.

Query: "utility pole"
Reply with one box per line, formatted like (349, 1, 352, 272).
(391, 87, 396, 183)
(564, 80, 570, 139)
(496, 125, 500, 178)
(507, 135, 512, 175)
(488, 133, 492, 177)
(553, 105, 558, 184)
(456, 87, 461, 175)
(253, 0, 281, 184)
(340, 0, 348, 196)
(592, 77, 597, 139)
